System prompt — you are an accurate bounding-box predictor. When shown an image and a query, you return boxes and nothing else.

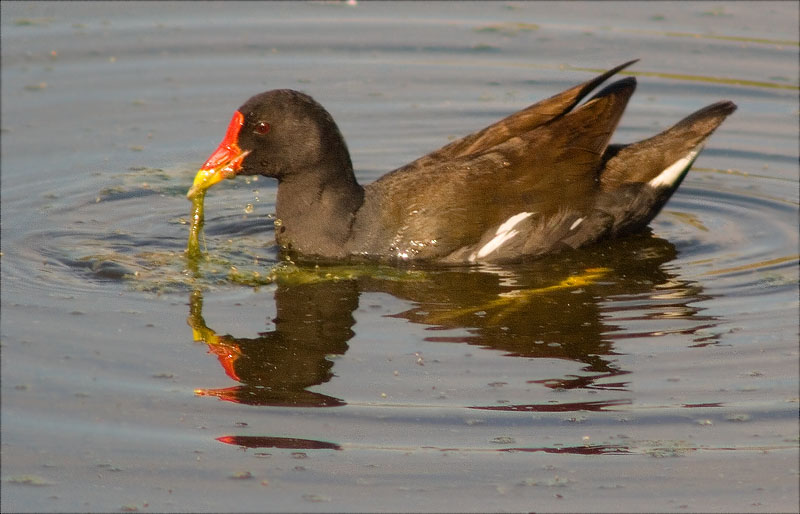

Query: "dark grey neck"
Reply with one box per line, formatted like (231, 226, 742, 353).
(274, 162, 364, 259)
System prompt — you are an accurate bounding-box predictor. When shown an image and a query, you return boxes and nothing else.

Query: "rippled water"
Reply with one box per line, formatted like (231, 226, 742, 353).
(2, 2, 798, 512)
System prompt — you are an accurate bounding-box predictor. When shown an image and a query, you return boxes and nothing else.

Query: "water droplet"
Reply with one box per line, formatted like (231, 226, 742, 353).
(244, 203, 254, 214)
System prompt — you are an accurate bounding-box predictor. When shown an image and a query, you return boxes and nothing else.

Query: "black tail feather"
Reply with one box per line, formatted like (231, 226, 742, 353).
(600, 100, 737, 191)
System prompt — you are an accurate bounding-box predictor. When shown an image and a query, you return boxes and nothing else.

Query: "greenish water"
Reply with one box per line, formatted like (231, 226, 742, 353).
(2, 2, 798, 512)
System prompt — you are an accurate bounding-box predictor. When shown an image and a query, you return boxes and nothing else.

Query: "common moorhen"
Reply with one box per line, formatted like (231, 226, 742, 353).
(187, 60, 736, 264)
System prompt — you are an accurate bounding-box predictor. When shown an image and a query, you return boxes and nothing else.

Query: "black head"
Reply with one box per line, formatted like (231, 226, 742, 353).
(236, 89, 353, 180)
(187, 89, 354, 198)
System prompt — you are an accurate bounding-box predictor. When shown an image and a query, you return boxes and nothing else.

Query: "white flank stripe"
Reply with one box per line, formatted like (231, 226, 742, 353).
(477, 229, 519, 258)
(569, 217, 585, 231)
(475, 212, 533, 259)
(495, 212, 533, 235)
(648, 146, 703, 188)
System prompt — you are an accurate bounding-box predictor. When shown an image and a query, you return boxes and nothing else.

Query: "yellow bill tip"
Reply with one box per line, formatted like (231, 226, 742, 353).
(186, 167, 224, 199)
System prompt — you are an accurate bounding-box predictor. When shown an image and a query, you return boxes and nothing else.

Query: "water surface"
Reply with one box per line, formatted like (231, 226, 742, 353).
(2, 2, 798, 512)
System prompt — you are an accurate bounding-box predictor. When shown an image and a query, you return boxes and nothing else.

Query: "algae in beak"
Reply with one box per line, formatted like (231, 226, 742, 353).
(186, 189, 206, 261)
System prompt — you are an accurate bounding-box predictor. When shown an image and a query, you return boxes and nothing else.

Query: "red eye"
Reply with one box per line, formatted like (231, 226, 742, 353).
(255, 122, 270, 135)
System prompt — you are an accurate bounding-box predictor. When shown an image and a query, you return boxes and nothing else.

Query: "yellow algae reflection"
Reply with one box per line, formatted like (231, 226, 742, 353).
(428, 267, 611, 325)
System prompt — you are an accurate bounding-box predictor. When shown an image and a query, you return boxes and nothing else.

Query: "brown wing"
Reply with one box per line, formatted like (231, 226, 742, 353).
(392, 60, 638, 173)
(364, 75, 637, 259)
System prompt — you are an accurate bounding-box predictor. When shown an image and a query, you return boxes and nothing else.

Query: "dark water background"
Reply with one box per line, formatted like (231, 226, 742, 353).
(2, 2, 798, 512)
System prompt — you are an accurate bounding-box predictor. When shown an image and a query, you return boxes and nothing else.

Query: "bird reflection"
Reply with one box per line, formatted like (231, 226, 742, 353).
(188, 280, 356, 407)
(187, 231, 717, 408)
